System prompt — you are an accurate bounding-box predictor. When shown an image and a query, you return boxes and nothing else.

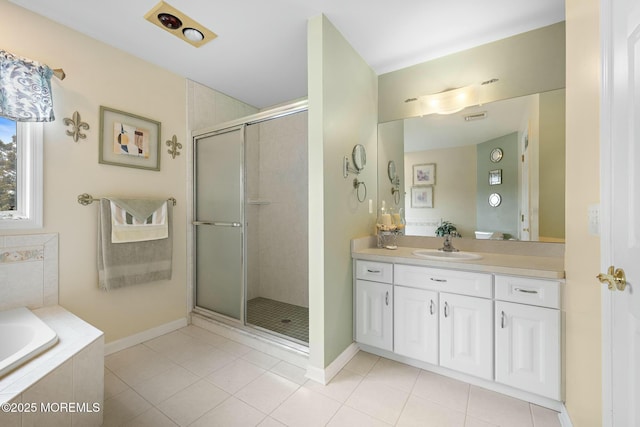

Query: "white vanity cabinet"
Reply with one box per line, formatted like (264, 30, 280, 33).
(494, 275, 561, 400)
(394, 285, 439, 364)
(355, 261, 393, 351)
(440, 292, 494, 380)
(393, 264, 493, 378)
(353, 255, 563, 406)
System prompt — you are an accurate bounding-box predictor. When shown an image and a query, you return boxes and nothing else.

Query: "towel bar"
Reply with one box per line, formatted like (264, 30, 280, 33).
(77, 193, 176, 206)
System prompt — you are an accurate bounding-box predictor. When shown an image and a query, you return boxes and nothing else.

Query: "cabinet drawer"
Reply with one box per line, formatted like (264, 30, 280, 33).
(494, 275, 561, 309)
(394, 264, 492, 298)
(355, 260, 393, 283)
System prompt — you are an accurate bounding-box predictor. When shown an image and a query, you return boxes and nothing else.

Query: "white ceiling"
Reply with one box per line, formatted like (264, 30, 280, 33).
(10, 0, 565, 109)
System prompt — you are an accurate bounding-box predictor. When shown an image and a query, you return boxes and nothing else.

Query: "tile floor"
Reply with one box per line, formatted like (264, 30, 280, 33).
(246, 297, 309, 343)
(103, 325, 562, 427)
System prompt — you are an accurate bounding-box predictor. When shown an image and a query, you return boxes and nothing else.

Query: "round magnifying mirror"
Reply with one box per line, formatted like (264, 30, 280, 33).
(388, 160, 396, 182)
(352, 144, 367, 171)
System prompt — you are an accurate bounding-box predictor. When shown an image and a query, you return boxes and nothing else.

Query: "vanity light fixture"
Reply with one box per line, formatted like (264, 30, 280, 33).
(410, 78, 499, 115)
(144, 1, 217, 48)
(418, 84, 480, 115)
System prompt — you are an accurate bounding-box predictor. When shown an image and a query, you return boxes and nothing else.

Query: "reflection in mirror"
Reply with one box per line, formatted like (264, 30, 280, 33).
(352, 144, 366, 171)
(488, 193, 502, 207)
(378, 89, 565, 242)
(388, 160, 396, 181)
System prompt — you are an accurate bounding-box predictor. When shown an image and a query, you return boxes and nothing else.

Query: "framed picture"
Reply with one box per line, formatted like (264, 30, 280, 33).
(489, 169, 502, 185)
(99, 106, 161, 171)
(413, 163, 436, 186)
(411, 186, 433, 208)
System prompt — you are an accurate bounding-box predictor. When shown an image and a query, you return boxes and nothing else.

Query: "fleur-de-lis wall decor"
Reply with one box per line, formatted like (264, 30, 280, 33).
(63, 111, 89, 142)
(166, 134, 182, 159)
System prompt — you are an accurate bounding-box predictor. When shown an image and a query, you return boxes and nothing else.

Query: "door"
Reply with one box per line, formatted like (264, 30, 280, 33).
(439, 293, 493, 380)
(394, 286, 438, 364)
(355, 280, 393, 350)
(519, 129, 531, 241)
(495, 301, 560, 400)
(193, 126, 244, 320)
(601, 0, 640, 424)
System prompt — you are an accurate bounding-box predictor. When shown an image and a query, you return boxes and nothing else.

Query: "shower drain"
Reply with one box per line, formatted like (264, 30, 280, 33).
(281, 319, 292, 324)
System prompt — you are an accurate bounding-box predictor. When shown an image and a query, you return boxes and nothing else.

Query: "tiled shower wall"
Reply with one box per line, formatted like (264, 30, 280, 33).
(246, 111, 309, 308)
(0, 233, 58, 311)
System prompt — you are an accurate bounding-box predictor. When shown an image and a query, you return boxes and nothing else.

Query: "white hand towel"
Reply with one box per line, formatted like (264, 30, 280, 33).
(110, 199, 168, 243)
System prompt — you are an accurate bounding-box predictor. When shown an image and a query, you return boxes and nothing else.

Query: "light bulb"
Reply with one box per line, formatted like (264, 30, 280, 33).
(183, 28, 204, 42)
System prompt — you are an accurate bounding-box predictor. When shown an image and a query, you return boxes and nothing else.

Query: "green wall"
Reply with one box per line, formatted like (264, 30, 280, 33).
(476, 132, 519, 237)
(308, 15, 378, 371)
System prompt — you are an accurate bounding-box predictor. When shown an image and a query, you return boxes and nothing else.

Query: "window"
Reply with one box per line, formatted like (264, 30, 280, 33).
(0, 117, 43, 229)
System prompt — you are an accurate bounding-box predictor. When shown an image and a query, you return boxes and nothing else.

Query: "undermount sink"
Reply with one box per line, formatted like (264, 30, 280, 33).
(412, 249, 483, 261)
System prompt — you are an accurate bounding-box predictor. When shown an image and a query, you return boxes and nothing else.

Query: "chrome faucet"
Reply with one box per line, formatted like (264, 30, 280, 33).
(440, 234, 459, 252)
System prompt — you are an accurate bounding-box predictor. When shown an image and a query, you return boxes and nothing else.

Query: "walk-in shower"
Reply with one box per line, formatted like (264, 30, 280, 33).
(192, 101, 309, 348)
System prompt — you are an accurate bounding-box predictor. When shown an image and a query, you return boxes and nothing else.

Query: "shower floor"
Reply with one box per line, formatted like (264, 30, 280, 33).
(246, 297, 309, 344)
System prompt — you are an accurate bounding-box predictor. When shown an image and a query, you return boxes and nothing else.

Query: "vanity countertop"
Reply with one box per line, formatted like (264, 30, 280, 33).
(352, 246, 565, 279)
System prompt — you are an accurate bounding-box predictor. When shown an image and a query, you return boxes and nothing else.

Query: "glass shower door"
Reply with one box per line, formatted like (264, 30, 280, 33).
(194, 126, 244, 320)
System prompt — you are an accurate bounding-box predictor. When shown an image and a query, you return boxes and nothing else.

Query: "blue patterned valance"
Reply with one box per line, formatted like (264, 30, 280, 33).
(0, 50, 55, 122)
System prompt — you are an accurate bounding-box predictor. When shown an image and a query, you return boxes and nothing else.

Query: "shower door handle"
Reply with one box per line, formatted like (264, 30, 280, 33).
(193, 221, 242, 227)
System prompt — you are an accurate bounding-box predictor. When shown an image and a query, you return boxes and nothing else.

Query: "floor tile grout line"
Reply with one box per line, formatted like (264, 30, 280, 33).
(392, 388, 412, 426)
(529, 402, 536, 427)
(179, 392, 256, 427)
(112, 383, 157, 426)
(464, 383, 472, 423)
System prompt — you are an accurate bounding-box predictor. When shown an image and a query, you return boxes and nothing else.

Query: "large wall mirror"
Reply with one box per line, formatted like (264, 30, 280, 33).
(377, 23, 566, 243)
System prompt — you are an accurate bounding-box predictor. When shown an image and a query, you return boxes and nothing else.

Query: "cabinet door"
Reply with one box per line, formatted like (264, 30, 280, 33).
(440, 293, 493, 380)
(355, 280, 393, 350)
(394, 286, 438, 364)
(495, 301, 560, 400)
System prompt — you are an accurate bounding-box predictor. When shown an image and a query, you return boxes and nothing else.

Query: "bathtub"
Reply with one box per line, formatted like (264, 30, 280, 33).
(0, 307, 58, 378)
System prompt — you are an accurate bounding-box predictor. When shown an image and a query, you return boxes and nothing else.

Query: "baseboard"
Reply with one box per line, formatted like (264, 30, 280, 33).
(104, 317, 188, 355)
(558, 404, 574, 427)
(306, 342, 360, 385)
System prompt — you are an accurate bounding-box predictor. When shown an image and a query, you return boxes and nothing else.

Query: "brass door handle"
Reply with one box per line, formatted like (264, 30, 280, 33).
(596, 266, 627, 291)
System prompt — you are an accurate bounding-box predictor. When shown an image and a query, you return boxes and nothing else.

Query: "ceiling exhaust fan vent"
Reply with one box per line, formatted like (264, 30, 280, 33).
(464, 111, 488, 122)
(144, 1, 217, 47)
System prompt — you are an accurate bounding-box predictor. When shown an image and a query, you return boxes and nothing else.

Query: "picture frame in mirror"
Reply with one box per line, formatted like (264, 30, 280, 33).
(413, 163, 435, 186)
(411, 186, 433, 208)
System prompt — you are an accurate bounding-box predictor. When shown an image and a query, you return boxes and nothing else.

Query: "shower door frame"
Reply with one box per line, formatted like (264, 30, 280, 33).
(193, 124, 246, 323)
(190, 99, 309, 349)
